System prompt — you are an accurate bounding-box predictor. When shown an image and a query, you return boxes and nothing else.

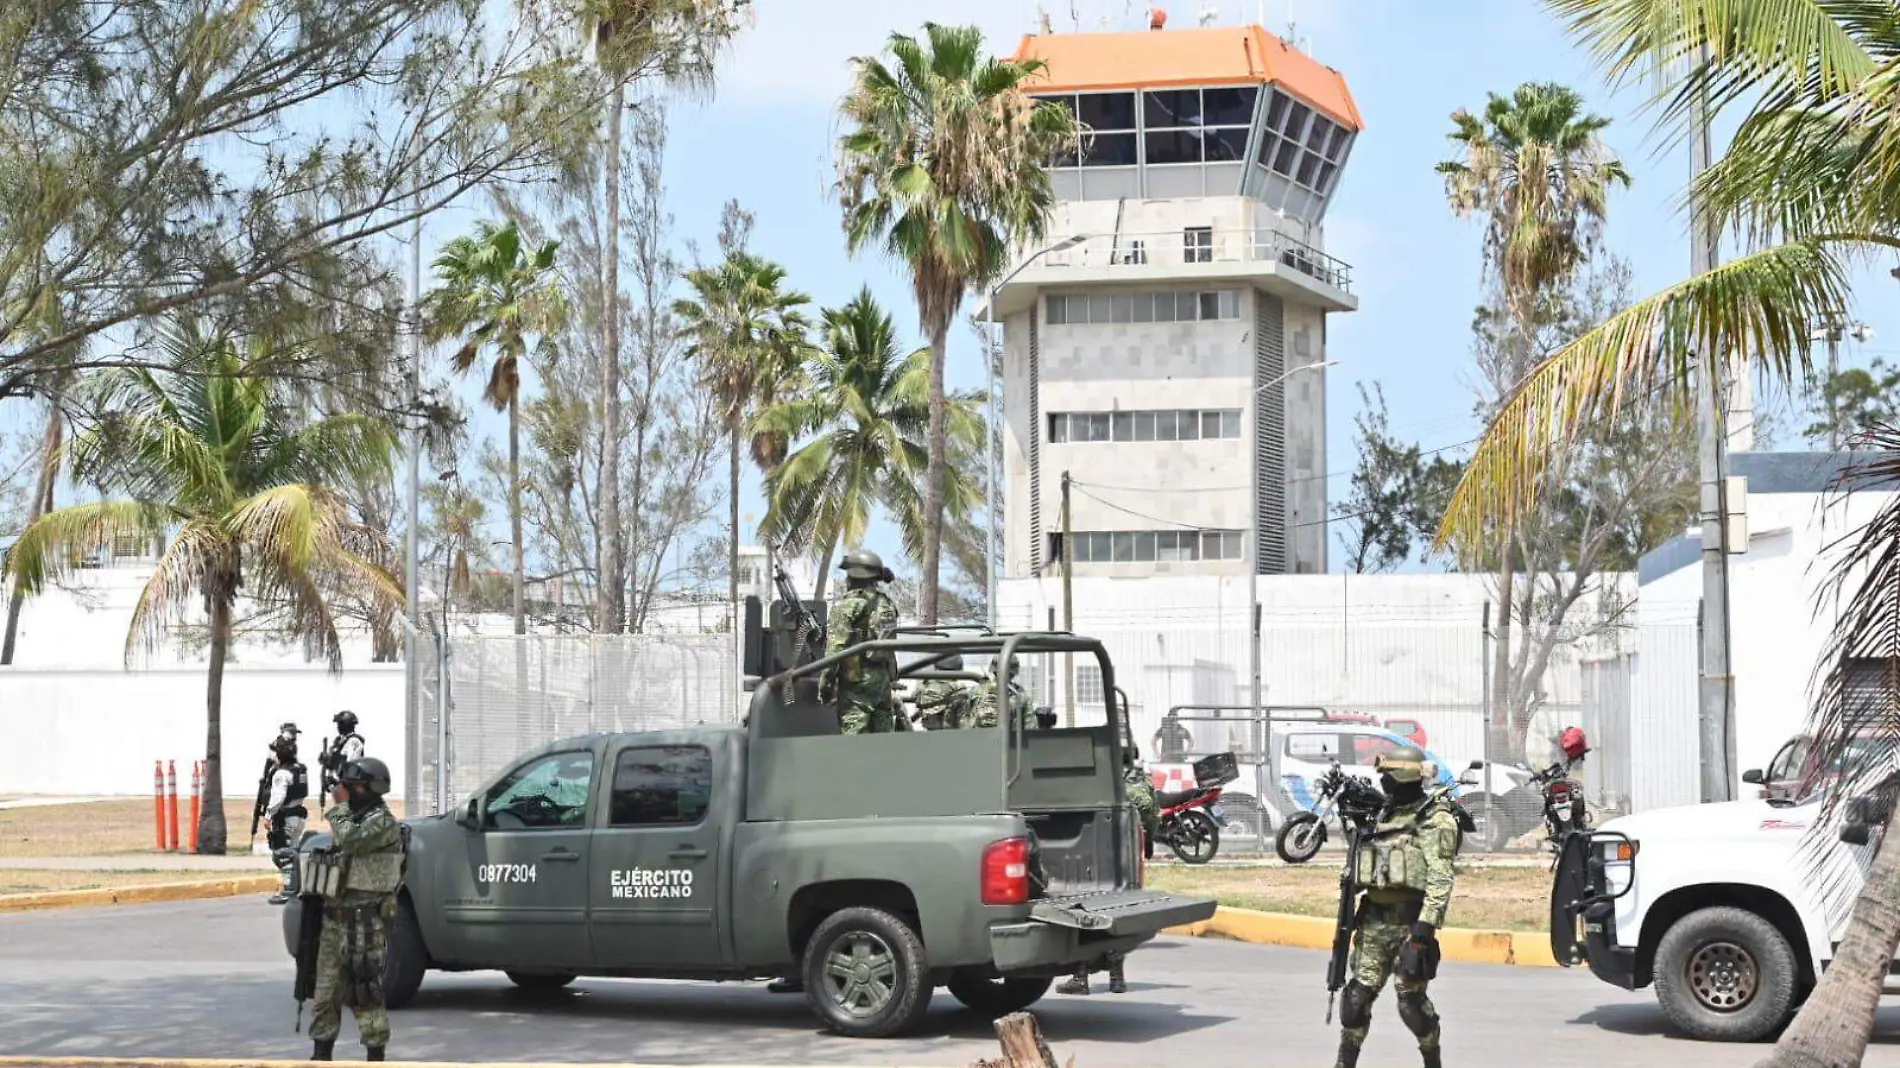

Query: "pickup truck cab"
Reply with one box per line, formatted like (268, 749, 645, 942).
(1551, 793, 1888, 1042)
(283, 631, 1215, 1037)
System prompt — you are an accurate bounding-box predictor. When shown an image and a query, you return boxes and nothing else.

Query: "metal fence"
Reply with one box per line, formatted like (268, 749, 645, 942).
(996, 603, 1702, 851)
(405, 627, 739, 815)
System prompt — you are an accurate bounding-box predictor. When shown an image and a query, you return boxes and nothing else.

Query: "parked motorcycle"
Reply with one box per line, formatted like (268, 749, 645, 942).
(1274, 760, 1385, 863)
(1456, 727, 1592, 853)
(1155, 784, 1226, 864)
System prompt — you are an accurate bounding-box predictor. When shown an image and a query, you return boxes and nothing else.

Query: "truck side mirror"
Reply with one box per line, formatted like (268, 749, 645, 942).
(1741, 769, 1765, 785)
(1467, 759, 1484, 771)
(459, 796, 484, 832)
(1842, 820, 1872, 846)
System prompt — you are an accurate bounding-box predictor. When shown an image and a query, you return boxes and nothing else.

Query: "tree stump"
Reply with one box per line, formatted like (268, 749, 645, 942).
(987, 1011, 1063, 1068)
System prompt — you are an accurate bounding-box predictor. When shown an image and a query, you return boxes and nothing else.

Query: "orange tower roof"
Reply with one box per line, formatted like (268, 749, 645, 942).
(1012, 25, 1363, 132)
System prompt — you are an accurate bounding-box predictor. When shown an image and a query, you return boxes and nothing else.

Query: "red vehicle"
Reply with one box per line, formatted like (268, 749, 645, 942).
(1325, 711, 1429, 749)
(1154, 783, 1224, 864)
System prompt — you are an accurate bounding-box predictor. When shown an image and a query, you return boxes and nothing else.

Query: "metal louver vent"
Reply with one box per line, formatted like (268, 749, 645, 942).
(1254, 296, 1287, 575)
(1029, 310, 1043, 571)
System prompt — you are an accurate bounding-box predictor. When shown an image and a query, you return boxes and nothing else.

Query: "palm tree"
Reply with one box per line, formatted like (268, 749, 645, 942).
(577, 0, 741, 634)
(1437, 82, 1629, 760)
(753, 288, 985, 600)
(3, 323, 399, 853)
(424, 220, 565, 636)
(672, 251, 811, 623)
(1438, 6, 1900, 1065)
(836, 23, 1076, 624)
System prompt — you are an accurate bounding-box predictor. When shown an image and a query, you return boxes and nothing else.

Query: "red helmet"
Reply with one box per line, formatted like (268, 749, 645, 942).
(1560, 726, 1589, 761)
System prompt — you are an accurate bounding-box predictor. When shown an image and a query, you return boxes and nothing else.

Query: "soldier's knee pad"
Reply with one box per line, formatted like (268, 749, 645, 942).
(1339, 981, 1376, 1030)
(1396, 989, 1439, 1038)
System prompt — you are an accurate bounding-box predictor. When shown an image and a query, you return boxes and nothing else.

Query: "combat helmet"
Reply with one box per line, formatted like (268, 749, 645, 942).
(838, 550, 885, 581)
(338, 757, 392, 797)
(1374, 746, 1428, 784)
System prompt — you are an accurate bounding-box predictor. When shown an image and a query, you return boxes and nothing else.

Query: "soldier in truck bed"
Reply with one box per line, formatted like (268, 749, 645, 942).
(819, 551, 900, 734)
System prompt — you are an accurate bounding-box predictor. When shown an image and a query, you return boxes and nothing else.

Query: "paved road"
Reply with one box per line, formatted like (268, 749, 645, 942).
(5, 897, 1900, 1067)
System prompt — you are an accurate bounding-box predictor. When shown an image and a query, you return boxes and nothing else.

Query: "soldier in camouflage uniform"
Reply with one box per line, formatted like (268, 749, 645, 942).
(820, 550, 899, 735)
(964, 655, 1032, 728)
(309, 757, 407, 1062)
(1333, 746, 1458, 1068)
(912, 654, 974, 730)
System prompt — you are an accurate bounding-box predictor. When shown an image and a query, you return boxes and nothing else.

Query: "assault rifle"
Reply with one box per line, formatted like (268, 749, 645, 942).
(249, 757, 274, 847)
(772, 562, 824, 650)
(291, 863, 324, 1030)
(1325, 824, 1364, 1023)
(316, 735, 344, 795)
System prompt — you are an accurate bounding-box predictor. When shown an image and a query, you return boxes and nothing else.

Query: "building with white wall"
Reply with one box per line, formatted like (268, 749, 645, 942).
(991, 22, 1360, 582)
(1630, 452, 1900, 811)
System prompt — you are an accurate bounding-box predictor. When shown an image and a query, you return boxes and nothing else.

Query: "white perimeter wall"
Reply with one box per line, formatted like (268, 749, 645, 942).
(2, 666, 406, 799)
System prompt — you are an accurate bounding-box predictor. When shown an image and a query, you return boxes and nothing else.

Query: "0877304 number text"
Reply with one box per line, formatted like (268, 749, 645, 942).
(476, 863, 537, 884)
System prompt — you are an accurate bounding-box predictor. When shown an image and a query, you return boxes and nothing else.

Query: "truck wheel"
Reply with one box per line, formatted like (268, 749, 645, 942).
(802, 907, 933, 1038)
(383, 899, 428, 1009)
(1654, 907, 1798, 1042)
(946, 972, 1053, 1017)
(1275, 813, 1327, 864)
(506, 972, 577, 993)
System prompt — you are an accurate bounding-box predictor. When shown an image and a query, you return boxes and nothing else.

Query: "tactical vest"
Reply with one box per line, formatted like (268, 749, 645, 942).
(1353, 796, 1451, 895)
(283, 763, 309, 808)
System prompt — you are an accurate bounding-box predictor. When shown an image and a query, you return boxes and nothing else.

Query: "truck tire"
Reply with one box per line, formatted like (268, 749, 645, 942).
(802, 906, 933, 1038)
(1275, 812, 1327, 863)
(1654, 906, 1798, 1042)
(505, 972, 577, 993)
(946, 972, 1053, 1017)
(383, 899, 428, 1009)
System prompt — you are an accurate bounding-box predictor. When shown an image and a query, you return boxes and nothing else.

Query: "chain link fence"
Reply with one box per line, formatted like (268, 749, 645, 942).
(405, 627, 739, 815)
(997, 603, 1701, 853)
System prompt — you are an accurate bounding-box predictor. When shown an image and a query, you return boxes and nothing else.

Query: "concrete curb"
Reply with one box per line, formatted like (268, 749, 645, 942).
(1168, 906, 1559, 967)
(0, 1061, 941, 1068)
(0, 876, 277, 914)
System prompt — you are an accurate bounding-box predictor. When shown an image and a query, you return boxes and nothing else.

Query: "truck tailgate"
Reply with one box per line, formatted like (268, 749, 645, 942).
(1030, 888, 1216, 937)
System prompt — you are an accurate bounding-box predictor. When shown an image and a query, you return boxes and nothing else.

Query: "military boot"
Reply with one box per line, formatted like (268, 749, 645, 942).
(1107, 958, 1127, 994)
(367, 1047, 386, 1062)
(311, 1040, 334, 1061)
(1055, 974, 1089, 996)
(1331, 1037, 1360, 1068)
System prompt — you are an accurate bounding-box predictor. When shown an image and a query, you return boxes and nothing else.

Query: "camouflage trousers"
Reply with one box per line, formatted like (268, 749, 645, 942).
(1339, 900, 1440, 1056)
(838, 686, 898, 735)
(309, 900, 393, 1047)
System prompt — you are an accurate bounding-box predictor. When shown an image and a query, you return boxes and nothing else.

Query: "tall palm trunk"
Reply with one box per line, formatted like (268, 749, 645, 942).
(2, 399, 61, 664)
(919, 320, 949, 624)
(510, 396, 525, 635)
(727, 415, 741, 634)
(1757, 821, 1900, 1068)
(812, 526, 843, 601)
(199, 589, 233, 855)
(1493, 547, 1517, 759)
(598, 80, 626, 635)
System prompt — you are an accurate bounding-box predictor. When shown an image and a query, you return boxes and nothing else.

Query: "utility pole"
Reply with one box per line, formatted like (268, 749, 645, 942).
(1811, 318, 1874, 450)
(1061, 469, 1075, 728)
(1691, 49, 1735, 805)
(404, 203, 423, 805)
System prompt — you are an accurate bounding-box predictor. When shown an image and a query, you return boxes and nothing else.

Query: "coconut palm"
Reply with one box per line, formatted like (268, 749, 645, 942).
(577, 0, 744, 633)
(836, 23, 1076, 624)
(672, 251, 812, 621)
(3, 322, 399, 853)
(424, 220, 565, 636)
(753, 288, 985, 600)
(1438, 6, 1900, 1065)
(1438, 81, 1630, 759)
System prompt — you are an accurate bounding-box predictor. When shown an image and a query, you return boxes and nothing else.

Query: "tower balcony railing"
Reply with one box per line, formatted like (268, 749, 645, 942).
(1036, 229, 1353, 294)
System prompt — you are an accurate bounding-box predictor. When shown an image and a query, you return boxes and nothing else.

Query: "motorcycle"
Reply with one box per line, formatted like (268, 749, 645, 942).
(1456, 757, 1590, 854)
(1155, 784, 1226, 864)
(1274, 760, 1385, 863)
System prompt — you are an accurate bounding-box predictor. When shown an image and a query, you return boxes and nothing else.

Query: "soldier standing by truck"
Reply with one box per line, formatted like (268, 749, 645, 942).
(819, 551, 899, 734)
(1330, 746, 1459, 1068)
(1059, 745, 1159, 996)
(304, 758, 406, 1062)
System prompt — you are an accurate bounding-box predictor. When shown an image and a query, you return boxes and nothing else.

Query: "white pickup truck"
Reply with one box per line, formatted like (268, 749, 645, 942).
(1551, 794, 1887, 1042)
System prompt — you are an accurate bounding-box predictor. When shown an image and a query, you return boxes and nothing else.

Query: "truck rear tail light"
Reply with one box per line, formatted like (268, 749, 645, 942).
(981, 837, 1031, 905)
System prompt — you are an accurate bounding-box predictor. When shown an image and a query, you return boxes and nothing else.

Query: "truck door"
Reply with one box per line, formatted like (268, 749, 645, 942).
(589, 736, 727, 967)
(442, 748, 596, 969)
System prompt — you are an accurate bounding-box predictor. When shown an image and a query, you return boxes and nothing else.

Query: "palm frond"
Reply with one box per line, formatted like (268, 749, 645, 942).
(5, 500, 173, 594)
(1438, 238, 1856, 549)
(123, 521, 225, 665)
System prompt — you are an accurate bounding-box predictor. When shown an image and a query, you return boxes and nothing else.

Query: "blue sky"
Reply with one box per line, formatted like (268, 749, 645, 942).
(647, 0, 1900, 576)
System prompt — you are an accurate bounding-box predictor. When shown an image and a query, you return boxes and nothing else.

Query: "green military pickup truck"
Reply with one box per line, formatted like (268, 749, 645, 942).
(282, 631, 1215, 1037)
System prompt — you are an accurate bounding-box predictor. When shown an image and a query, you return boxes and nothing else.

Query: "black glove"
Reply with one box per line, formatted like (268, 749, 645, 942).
(1398, 921, 1440, 982)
